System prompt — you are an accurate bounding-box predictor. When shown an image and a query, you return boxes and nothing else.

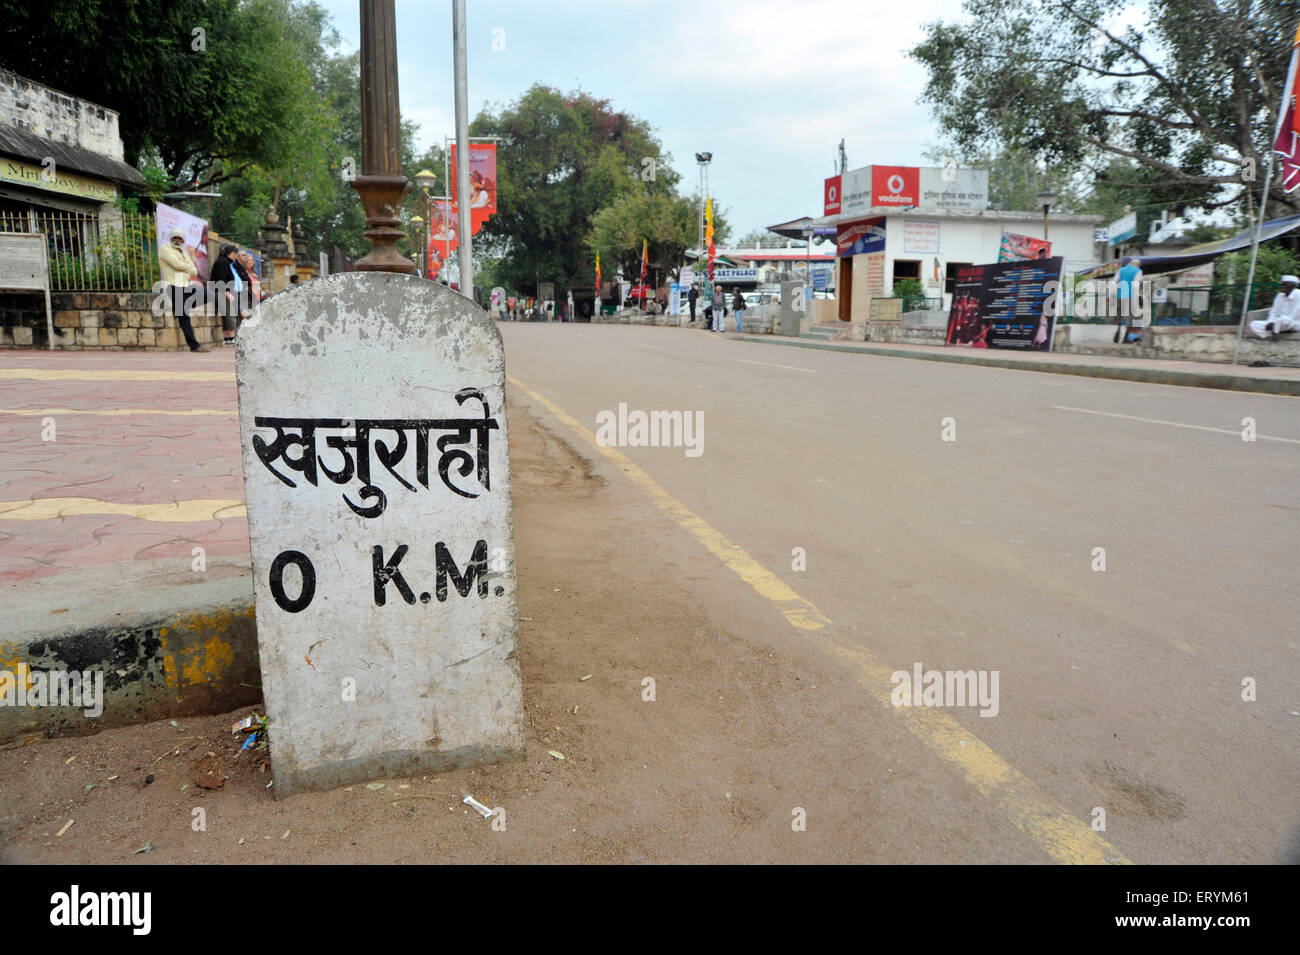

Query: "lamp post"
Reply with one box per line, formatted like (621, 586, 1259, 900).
(414, 168, 437, 279)
(350, 0, 413, 273)
(695, 151, 712, 275)
(409, 214, 424, 275)
(1038, 188, 1057, 241)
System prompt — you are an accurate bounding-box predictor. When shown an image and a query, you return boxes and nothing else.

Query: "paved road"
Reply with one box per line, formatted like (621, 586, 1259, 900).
(501, 321, 1300, 864)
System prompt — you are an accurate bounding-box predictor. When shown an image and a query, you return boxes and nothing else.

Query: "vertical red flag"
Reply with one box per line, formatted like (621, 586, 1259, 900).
(1274, 20, 1300, 192)
(639, 238, 648, 287)
(595, 252, 601, 292)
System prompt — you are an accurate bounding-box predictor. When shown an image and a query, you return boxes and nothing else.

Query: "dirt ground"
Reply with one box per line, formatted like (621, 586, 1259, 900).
(0, 392, 889, 864)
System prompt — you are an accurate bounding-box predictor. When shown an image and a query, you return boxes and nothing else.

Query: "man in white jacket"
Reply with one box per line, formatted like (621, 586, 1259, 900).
(158, 228, 208, 352)
(1249, 275, 1300, 339)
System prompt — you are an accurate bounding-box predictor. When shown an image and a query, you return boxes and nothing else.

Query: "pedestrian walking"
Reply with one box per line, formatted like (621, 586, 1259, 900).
(1249, 274, 1300, 338)
(732, 289, 747, 333)
(711, 284, 725, 332)
(1113, 256, 1143, 344)
(688, 283, 699, 324)
(157, 227, 208, 352)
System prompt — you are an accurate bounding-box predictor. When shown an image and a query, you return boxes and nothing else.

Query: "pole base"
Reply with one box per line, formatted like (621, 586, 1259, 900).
(350, 174, 415, 273)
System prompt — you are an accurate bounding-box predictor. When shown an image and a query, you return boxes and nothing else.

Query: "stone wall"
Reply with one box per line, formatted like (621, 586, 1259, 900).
(1, 68, 125, 160)
(0, 291, 223, 350)
(1054, 323, 1300, 363)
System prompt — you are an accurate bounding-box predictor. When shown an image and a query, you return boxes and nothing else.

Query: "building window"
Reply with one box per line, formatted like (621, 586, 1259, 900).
(892, 259, 920, 288)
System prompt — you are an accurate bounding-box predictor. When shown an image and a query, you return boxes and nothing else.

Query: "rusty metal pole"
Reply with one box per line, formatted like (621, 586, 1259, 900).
(351, 0, 415, 273)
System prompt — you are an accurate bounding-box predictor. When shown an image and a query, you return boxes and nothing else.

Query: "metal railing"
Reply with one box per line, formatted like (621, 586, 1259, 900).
(902, 295, 942, 312)
(0, 210, 160, 292)
(1061, 283, 1285, 326)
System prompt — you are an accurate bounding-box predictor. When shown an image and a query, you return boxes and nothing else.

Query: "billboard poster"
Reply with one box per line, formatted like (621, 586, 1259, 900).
(871, 166, 920, 207)
(903, 221, 940, 254)
(944, 257, 1063, 351)
(837, 217, 885, 257)
(997, 232, 1052, 262)
(430, 199, 459, 251)
(155, 201, 209, 281)
(449, 143, 498, 236)
(824, 174, 841, 215)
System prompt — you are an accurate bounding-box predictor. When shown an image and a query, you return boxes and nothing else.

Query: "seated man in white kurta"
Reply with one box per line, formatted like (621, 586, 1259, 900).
(1249, 275, 1300, 338)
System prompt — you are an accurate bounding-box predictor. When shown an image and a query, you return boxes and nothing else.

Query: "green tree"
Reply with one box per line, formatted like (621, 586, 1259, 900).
(735, 229, 784, 248)
(910, 0, 1300, 219)
(1214, 244, 1300, 311)
(469, 85, 676, 295)
(0, 0, 329, 191)
(587, 188, 702, 287)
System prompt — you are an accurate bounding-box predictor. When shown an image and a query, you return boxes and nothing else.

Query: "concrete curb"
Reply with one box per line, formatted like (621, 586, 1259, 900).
(734, 335, 1300, 397)
(0, 558, 260, 745)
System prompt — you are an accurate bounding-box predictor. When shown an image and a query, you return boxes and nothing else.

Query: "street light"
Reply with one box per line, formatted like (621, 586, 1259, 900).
(1038, 188, 1057, 241)
(695, 152, 712, 281)
(415, 168, 438, 279)
(410, 215, 424, 275)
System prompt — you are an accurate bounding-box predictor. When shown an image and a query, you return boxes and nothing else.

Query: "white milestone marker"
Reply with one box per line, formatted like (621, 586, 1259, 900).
(237, 273, 525, 797)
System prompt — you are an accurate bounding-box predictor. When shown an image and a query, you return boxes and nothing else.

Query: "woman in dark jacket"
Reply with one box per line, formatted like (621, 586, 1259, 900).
(208, 244, 253, 345)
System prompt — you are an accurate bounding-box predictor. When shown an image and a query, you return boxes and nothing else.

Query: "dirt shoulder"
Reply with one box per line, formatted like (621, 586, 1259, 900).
(0, 387, 1031, 863)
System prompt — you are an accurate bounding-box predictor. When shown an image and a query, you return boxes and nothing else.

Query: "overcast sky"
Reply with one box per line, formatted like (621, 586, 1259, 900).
(316, 0, 970, 239)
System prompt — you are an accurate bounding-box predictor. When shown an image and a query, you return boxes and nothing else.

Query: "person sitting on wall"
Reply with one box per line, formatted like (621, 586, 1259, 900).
(1249, 274, 1300, 339)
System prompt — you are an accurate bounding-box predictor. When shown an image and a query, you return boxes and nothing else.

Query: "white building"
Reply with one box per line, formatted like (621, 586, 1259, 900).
(789, 164, 1104, 323)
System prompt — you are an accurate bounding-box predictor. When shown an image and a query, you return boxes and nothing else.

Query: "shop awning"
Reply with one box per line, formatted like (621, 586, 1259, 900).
(1074, 213, 1300, 277)
(0, 124, 147, 190)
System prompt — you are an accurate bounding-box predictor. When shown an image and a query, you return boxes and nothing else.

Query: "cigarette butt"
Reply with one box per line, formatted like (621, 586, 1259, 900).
(548, 750, 565, 760)
(579, 674, 592, 682)
(462, 794, 493, 818)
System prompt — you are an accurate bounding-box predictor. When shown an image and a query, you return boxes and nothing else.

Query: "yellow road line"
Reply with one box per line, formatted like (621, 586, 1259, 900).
(0, 408, 235, 417)
(508, 374, 1130, 865)
(508, 376, 828, 633)
(0, 497, 245, 521)
(0, 369, 232, 382)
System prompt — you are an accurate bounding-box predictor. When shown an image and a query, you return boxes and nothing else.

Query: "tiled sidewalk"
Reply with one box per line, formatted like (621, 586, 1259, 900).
(0, 349, 248, 585)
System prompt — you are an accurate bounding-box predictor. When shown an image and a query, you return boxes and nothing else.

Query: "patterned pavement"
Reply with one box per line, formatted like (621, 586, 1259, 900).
(0, 349, 248, 585)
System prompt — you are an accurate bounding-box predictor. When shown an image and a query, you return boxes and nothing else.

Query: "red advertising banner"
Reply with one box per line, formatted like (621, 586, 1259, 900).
(449, 143, 498, 236)
(824, 175, 842, 215)
(998, 232, 1052, 262)
(431, 199, 458, 252)
(871, 165, 919, 207)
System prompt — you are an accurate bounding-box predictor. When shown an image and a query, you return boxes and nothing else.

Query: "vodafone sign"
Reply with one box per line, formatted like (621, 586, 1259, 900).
(832, 165, 988, 217)
(824, 175, 842, 215)
(871, 165, 919, 207)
